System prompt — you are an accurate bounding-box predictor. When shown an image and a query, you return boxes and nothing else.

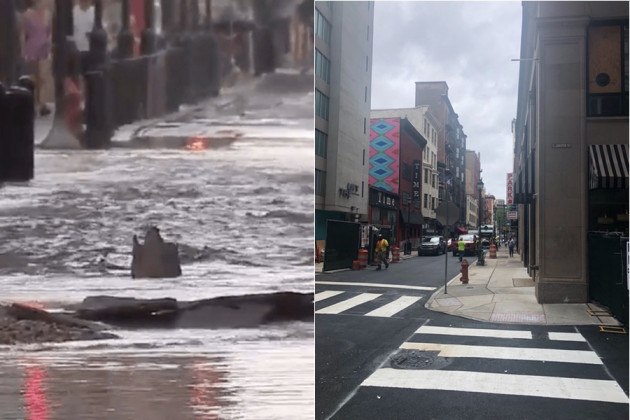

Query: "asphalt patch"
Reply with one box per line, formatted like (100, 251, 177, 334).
(389, 349, 452, 370)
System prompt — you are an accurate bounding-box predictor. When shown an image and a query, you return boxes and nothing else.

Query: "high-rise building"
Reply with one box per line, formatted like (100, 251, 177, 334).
(315, 1, 375, 243)
(415, 82, 468, 235)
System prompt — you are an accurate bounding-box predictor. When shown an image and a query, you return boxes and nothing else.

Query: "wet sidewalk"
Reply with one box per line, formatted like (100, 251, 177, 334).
(426, 247, 623, 326)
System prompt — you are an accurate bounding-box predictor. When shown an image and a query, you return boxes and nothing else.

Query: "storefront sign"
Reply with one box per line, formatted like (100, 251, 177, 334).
(506, 173, 514, 205)
(369, 188, 397, 209)
(413, 160, 421, 208)
(338, 182, 360, 199)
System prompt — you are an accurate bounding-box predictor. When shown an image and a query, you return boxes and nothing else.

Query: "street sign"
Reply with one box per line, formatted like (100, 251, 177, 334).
(507, 211, 518, 220)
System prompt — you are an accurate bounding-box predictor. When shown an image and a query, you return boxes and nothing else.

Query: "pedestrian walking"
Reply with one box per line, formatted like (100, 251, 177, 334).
(457, 236, 465, 262)
(375, 234, 389, 270)
(73, 0, 95, 75)
(508, 238, 515, 257)
(19, 0, 52, 116)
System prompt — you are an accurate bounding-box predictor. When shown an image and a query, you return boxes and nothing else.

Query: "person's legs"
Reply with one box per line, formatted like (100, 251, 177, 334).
(36, 59, 50, 115)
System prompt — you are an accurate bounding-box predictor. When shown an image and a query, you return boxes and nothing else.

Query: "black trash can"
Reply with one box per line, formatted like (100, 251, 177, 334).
(0, 85, 34, 181)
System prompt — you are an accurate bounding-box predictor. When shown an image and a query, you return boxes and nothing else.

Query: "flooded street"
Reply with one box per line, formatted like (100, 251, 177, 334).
(0, 81, 314, 418)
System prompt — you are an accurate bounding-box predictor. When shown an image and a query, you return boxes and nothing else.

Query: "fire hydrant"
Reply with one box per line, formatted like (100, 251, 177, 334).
(489, 243, 497, 259)
(460, 259, 469, 284)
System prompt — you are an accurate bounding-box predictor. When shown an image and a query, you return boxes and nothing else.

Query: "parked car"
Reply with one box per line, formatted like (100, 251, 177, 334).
(452, 234, 478, 257)
(418, 236, 446, 256)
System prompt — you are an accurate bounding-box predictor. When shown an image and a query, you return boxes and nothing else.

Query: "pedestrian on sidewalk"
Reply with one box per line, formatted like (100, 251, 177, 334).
(19, 0, 52, 116)
(457, 236, 465, 262)
(375, 234, 389, 270)
(508, 237, 515, 257)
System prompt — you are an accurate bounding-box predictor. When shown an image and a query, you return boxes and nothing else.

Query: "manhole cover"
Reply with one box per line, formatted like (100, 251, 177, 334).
(389, 349, 451, 370)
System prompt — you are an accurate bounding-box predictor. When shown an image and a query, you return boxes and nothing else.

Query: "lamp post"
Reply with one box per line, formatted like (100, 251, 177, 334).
(477, 178, 485, 266)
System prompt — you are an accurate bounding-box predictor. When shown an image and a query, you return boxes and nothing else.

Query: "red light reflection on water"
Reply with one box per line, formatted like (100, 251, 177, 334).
(185, 136, 208, 151)
(23, 364, 50, 420)
(189, 359, 224, 419)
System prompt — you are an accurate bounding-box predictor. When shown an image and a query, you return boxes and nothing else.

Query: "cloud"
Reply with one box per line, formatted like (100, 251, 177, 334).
(371, 1, 522, 200)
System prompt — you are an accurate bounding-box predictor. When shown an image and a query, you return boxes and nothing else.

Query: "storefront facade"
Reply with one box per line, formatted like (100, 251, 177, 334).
(514, 1, 628, 304)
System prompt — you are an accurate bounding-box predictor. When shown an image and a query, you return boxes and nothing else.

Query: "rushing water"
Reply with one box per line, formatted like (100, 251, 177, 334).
(0, 83, 314, 418)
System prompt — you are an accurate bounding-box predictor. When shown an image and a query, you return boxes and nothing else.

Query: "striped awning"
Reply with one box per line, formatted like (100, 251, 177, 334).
(589, 144, 628, 189)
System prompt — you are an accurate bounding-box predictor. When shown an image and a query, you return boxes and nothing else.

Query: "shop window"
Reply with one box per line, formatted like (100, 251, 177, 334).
(587, 22, 629, 117)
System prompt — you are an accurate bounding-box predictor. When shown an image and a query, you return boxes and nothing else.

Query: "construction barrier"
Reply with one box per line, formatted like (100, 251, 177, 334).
(391, 246, 400, 263)
(352, 260, 362, 270)
(358, 249, 368, 269)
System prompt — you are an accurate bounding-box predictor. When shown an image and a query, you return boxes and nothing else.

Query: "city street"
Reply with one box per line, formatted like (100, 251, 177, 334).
(0, 72, 314, 419)
(315, 255, 629, 420)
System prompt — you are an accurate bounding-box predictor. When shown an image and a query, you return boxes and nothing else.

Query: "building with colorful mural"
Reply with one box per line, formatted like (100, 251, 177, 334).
(371, 107, 441, 236)
(368, 116, 426, 251)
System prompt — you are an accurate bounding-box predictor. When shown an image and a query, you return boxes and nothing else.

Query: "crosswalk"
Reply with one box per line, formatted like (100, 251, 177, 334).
(315, 290, 425, 318)
(359, 325, 629, 404)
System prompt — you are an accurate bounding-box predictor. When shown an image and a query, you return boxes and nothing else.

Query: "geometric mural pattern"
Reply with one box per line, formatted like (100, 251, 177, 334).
(369, 118, 400, 194)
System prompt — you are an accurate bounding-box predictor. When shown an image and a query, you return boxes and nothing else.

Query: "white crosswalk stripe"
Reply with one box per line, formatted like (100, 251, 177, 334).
(315, 290, 424, 317)
(315, 293, 381, 314)
(362, 369, 629, 404)
(400, 342, 603, 365)
(365, 296, 421, 318)
(360, 325, 629, 404)
(314, 290, 344, 302)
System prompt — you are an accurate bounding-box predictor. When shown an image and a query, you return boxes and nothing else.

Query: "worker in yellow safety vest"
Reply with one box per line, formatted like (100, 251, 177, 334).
(457, 237, 466, 262)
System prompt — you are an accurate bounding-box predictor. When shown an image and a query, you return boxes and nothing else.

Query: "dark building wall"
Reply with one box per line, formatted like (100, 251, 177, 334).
(398, 119, 426, 244)
(416, 81, 467, 226)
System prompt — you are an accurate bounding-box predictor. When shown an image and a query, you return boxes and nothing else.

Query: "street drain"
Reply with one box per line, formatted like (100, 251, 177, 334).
(389, 349, 451, 370)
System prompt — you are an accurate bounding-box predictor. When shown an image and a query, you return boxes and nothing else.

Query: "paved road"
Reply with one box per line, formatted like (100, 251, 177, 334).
(316, 255, 629, 419)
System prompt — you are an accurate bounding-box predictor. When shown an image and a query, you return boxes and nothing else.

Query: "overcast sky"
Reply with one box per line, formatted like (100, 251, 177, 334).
(370, 1, 522, 201)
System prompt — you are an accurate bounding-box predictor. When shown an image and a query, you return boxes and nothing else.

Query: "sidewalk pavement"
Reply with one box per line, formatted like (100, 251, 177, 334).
(426, 247, 623, 326)
(34, 68, 312, 146)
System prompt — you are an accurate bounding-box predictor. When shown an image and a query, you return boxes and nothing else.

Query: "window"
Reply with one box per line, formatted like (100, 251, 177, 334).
(364, 86, 368, 102)
(315, 129, 327, 158)
(587, 22, 629, 116)
(366, 56, 368, 72)
(315, 49, 330, 83)
(315, 9, 331, 45)
(432, 197, 436, 210)
(431, 174, 436, 188)
(424, 168, 429, 184)
(423, 194, 428, 209)
(362, 149, 365, 165)
(315, 169, 326, 196)
(315, 89, 329, 120)
(367, 25, 370, 41)
(363, 117, 366, 133)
